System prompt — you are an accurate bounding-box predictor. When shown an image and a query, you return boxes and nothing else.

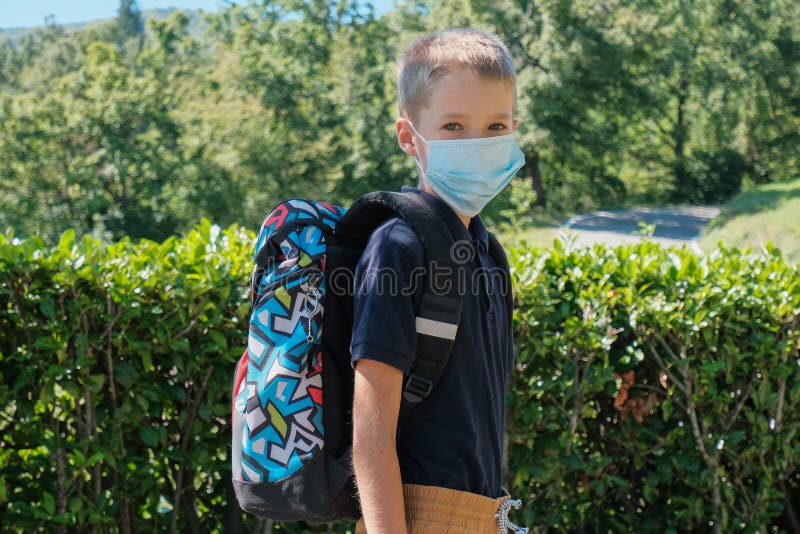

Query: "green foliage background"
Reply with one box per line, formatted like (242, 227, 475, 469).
(1, 224, 798, 532)
(508, 239, 800, 532)
(1, 0, 799, 243)
(0, 222, 252, 532)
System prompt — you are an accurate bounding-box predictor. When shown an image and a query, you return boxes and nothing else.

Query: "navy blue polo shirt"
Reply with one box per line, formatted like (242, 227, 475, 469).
(349, 185, 515, 499)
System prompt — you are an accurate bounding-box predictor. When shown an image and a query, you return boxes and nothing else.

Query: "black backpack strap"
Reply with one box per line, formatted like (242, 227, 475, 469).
(487, 232, 514, 324)
(335, 191, 463, 408)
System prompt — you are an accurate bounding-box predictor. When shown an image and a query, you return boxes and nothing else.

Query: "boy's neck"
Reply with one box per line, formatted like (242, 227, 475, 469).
(419, 182, 472, 229)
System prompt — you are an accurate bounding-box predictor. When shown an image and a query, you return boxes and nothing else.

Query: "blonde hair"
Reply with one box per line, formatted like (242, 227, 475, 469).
(397, 28, 517, 122)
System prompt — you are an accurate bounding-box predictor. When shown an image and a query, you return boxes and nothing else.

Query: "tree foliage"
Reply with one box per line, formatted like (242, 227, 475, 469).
(0, 0, 798, 239)
(116, 0, 145, 43)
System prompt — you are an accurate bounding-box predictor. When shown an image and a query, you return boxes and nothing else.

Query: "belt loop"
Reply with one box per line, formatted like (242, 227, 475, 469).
(495, 497, 529, 534)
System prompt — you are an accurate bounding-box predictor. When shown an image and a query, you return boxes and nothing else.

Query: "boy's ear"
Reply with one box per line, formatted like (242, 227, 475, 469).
(396, 118, 418, 157)
(512, 118, 519, 132)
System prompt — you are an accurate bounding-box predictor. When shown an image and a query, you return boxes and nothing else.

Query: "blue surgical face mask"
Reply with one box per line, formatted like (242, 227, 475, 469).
(409, 122, 525, 218)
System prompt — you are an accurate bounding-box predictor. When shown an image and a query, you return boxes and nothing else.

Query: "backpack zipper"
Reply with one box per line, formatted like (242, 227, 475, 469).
(305, 284, 322, 373)
(253, 266, 323, 300)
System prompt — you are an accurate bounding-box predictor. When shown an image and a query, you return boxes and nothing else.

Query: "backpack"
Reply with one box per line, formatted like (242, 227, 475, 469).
(231, 191, 513, 523)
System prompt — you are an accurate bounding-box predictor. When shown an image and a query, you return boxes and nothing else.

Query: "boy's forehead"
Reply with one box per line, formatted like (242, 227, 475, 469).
(421, 70, 515, 117)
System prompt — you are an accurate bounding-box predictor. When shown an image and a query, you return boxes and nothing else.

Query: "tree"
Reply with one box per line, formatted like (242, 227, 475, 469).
(0, 42, 186, 243)
(116, 0, 145, 52)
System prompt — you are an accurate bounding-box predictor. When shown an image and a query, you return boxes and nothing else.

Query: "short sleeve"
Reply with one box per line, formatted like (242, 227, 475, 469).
(349, 217, 424, 374)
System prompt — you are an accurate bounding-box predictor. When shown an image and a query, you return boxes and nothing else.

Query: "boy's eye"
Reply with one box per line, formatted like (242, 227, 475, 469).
(488, 123, 507, 131)
(443, 123, 462, 131)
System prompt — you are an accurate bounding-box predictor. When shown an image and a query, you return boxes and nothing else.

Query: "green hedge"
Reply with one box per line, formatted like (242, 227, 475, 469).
(0, 221, 255, 533)
(1, 224, 798, 532)
(508, 240, 800, 532)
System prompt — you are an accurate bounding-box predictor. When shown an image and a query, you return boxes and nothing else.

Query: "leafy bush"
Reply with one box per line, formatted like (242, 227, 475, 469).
(508, 239, 800, 532)
(0, 221, 253, 532)
(1, 225, 798, 532)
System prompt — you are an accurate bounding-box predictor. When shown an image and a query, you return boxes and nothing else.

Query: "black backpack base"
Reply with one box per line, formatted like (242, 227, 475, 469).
(233, 449, 358, 522)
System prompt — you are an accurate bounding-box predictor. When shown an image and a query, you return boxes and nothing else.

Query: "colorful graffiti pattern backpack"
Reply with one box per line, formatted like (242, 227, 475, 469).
(231, 191, 513, 522)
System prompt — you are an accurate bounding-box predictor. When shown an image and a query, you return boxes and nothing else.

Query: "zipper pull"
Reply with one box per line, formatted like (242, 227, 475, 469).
(305, 286, 322, 372)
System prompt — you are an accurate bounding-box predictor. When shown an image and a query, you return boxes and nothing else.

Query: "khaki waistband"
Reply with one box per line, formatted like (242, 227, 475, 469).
(403, 483, 507, 530)
(355, 483, 523, 534)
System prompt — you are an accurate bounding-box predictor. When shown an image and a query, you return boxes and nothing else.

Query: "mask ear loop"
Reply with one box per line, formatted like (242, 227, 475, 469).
(413, 158, 426, 184)
(407, 121, 428, 183)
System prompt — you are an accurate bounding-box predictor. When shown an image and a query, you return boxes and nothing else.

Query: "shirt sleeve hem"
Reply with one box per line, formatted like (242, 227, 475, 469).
(350, 342, 414, 374)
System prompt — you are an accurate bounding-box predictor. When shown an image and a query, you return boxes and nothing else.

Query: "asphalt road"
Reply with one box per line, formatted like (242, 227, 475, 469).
(562, 206, 721, 252)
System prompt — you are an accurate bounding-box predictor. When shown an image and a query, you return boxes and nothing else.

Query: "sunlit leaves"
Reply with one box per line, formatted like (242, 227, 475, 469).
(0, 223, 251, 531)
(508, 240, 800, 531)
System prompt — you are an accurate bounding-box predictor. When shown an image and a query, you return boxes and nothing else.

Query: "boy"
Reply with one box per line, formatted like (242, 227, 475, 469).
(350, 28, 528, 533)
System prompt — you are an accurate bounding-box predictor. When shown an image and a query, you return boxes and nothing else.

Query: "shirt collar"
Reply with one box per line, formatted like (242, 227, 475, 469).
(400, 185, 490, 255)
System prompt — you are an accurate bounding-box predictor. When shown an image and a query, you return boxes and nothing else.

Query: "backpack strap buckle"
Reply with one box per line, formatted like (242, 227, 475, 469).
(402, 373, 434, 405)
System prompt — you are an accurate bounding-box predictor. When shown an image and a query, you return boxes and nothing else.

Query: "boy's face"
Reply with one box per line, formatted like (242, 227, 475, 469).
(396, 69, 518, 176)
